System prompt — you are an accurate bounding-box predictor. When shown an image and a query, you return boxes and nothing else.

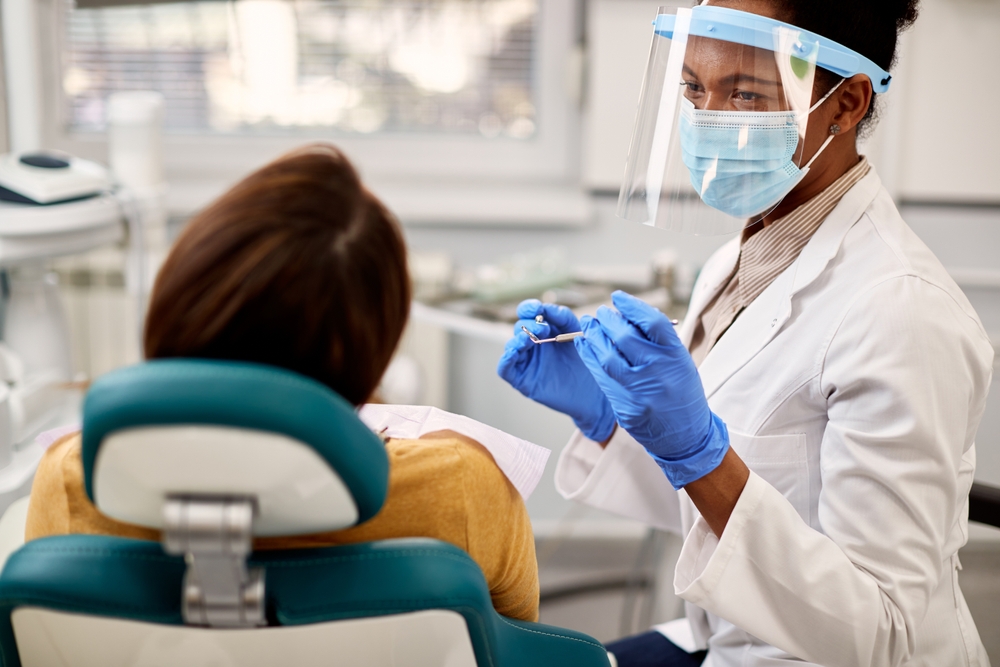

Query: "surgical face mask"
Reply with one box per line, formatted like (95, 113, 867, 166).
(678, 81, 843, 219)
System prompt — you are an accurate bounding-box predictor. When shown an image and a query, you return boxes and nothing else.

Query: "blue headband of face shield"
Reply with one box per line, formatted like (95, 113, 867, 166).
(653, 6, 893, 94)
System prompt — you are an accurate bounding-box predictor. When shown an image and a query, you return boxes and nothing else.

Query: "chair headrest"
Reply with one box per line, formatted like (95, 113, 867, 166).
(82, 360, 389, 536)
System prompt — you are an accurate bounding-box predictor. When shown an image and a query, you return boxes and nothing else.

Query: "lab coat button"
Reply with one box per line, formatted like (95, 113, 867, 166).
(771, 319, 777, 327)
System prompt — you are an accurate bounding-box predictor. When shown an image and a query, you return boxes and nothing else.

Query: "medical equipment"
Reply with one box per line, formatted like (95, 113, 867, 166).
(0, 359, 611, 667)
(524, 311, 678, 343)
(470, 248, 571, 304)
(618, 5, 893, 235)
(0, 96, 168, 479)
(576, 291, 729, 489)
(0, 152, 111, 205)
(0, 195, 125, 514)
(521, 326, 584, 344)
(106, 92, 164, 191)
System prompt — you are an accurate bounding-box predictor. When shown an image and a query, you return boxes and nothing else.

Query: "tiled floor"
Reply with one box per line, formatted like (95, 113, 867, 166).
(538, 534, 1000, 661)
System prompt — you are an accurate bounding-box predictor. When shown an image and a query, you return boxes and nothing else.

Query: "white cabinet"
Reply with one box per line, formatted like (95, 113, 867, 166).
(582, 0, 672, 192)
(892, 0, 1000, 202)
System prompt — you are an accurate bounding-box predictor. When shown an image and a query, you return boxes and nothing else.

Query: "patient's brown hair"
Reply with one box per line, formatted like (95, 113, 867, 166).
(144, 144, 410, 405)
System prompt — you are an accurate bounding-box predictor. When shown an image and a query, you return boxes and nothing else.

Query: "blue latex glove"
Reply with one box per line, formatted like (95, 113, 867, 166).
(573, 291, 729, 489)
(497, 300, 616, 442)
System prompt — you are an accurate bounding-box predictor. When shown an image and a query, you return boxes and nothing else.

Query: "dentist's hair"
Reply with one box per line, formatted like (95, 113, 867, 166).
(772, 0, 920, 136)
(144, 143, 411, 405)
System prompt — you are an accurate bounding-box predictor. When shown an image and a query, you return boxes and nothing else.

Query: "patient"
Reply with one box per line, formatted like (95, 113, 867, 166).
(25, 144, 539, 622)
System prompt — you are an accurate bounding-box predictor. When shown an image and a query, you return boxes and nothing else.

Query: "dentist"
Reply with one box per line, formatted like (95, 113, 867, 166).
(499, 1, 994, 666)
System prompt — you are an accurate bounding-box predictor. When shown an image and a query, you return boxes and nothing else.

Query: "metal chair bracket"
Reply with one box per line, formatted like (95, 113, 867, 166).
(162, 496, 265, 628)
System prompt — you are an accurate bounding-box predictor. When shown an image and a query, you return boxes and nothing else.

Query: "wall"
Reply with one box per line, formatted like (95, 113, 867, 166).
(893, 0, 1000, 203)
(0, 4, 8, 154)
(581, 0, 670, 191)
(404, 198, 732, 269)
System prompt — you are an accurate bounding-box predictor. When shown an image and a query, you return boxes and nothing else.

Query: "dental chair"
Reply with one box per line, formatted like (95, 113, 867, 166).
(0, 360, 611, 667)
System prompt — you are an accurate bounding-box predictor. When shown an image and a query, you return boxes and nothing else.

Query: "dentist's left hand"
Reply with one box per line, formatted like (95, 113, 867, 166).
(497, 300, 617, 442)
(574, 291, 729, 489)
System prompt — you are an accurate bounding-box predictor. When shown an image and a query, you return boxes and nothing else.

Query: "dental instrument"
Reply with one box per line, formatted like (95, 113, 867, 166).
(521, 327, 584, 345)
(524, 313, 678, 344)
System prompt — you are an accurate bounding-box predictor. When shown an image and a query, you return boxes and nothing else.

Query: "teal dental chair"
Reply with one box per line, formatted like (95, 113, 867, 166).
(0, 360, 610, 667)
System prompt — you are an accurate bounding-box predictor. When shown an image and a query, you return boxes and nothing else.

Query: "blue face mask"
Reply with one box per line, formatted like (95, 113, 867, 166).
(678, 82, 842, 219)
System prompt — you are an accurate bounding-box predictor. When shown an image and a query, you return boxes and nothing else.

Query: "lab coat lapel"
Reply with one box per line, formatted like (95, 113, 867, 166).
(697, 169, 885, 399)
(678, 237, 741, 348)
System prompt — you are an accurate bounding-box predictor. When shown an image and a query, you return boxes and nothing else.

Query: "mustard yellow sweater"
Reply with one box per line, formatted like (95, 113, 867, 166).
(25, 430, 539, 621)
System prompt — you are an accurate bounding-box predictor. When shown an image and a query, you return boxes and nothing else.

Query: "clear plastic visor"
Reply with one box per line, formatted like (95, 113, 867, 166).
(618, 7, 821, 235)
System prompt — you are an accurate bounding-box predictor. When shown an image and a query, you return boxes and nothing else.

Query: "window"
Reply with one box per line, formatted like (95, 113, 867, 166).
(36, 0, 584, 222)
(64, 0, 538, 139)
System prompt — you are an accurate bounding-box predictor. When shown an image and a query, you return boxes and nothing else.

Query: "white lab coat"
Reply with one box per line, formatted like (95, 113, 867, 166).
(555, 168, 994, 667)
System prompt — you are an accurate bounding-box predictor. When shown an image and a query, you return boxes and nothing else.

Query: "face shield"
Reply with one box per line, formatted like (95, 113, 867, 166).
(618, 6, 892, 235)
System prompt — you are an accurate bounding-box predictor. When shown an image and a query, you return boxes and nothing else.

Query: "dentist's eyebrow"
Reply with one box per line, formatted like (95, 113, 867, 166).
(725, 73, 782, 88)
(682, 63, 782, 90)
(682, 64, 701, 80)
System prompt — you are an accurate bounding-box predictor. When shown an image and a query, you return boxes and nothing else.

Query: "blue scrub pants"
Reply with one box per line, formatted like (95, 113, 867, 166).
(605, 631, 708, 667)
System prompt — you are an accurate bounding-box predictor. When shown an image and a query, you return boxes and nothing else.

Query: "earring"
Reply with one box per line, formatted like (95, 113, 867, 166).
(829, 124, 842, 135)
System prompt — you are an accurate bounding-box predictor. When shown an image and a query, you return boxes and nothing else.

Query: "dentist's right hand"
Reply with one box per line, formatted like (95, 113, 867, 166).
(573, 291, 729, 490)
(497, 300, 617, 442)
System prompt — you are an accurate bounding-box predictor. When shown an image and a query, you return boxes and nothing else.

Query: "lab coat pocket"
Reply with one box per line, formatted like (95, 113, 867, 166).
(728, 432, 810, 521)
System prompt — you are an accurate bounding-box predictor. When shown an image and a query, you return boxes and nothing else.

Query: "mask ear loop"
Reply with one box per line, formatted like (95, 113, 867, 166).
(804, 77, 846, 115)
(800, 78, 847, 170)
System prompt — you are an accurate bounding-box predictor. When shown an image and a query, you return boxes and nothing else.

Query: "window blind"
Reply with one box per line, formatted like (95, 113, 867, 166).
(64, 0, 538, 138)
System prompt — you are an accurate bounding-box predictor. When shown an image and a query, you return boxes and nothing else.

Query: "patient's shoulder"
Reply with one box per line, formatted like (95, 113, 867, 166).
(45, 430, 83, 459)
(34, 431, 84, 489)
(388, 431, 504, 487)
(25, 431, 83, 541)
(27, 430, 159, 542)
(383, 432, 518, 521)
(414, 430, 498, 464)
(398, 434, 537, 621)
